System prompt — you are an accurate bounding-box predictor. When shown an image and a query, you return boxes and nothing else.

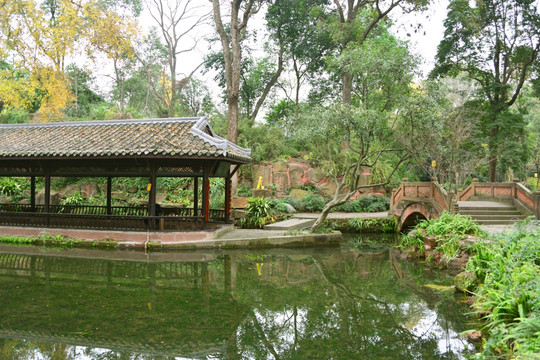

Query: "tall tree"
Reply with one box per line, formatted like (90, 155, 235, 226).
(294, 34, 419, 231)
(0, 0, 142, 120)
(432, 0, 540, 181)
(266, 0, 332, 105)
(144, 0, 209, 117)
(210, 0, 263, 144)
(322, 0, 427, 105)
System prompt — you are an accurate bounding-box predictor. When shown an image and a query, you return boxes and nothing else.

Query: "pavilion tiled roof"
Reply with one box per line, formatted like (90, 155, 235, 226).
(0, 117, 251, 163)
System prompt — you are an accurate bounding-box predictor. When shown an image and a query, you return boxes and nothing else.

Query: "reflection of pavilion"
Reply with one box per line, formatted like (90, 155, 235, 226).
(0, 246, 245, 358)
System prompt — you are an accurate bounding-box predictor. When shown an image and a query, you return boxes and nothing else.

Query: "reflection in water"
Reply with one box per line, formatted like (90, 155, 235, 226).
(0, 242, 476, 359)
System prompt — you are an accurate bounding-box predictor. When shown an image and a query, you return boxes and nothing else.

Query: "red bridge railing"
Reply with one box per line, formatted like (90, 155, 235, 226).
(458, 178, 539, 219)
(391, 178, 540, 220)
(390, 179, 451, 215)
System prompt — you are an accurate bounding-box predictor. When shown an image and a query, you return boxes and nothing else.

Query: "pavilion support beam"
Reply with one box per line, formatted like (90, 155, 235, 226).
(194, 177, 199, 217)
(148, 161, 157, 230)
(30, 176, 36, 212)
(225, 172, 232, 222)
(202, 166, 209, 226)
(106, 177, 112, 215)
(44, 168, 50, 226)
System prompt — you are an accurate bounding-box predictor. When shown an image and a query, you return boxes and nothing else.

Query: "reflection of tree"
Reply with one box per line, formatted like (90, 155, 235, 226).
(0, 248, 473, 359)
(232, 250, 472, 359)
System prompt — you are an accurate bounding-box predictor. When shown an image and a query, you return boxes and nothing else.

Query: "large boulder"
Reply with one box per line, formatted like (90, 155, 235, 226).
(81, 182, 99, 198)
(273, 172, 289, 192)
(111, 191, 128, 201)
(252, 189, 271, 198)
(58, 183, 80, 197)
(316, 179, 337, 196)
(272, 161, 288, 173)
(306, 167, 324, 183)
(289, 166, 305, 187)
(36, 190, 61, 205)
(231, 197, 249, 209)
(283, 203, 296, 214)
(289, 188, 309, 201)
(252, 165, 272, 188)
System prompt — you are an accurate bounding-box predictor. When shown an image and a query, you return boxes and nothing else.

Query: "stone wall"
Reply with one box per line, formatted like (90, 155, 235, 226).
(247, 158, 379, 198)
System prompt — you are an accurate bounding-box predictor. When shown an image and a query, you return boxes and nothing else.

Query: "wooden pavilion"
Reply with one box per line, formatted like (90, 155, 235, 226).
(0, 117, 251, 231)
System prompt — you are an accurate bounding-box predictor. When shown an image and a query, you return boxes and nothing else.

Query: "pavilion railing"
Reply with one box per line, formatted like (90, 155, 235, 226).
(0, 204, 227, 231)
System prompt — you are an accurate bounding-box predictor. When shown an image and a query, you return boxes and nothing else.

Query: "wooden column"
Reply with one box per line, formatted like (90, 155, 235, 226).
(148, 161, 157, 230)
(202, 167, 209, 225)
(30, 176, 36, 212)
(106, 177, 112, 215)
(44, 168, 50, 226)
(225, 175, 232, 222)
(193, 177, 199, 217)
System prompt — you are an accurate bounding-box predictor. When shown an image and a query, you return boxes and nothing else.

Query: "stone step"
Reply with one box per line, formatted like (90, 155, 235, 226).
(264, 218, 315, 231)
(464, 214, 527, 221)
(457, 210, 523, 216)
(475, 219, 524, 225)
(457, 205, 516, 211)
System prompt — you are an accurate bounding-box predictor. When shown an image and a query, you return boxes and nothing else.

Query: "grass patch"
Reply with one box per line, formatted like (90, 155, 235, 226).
(0, 234, 118, 249)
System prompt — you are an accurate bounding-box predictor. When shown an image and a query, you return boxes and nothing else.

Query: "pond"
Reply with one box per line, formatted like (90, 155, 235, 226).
(0, 235, 478, 359)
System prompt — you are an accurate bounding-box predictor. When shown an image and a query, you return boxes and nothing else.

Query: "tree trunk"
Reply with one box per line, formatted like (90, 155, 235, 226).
(342, 71, 353, 105)
(488, 125, 499, 182)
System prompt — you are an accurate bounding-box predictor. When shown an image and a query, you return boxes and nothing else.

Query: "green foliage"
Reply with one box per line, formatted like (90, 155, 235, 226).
(236, 184, 253, 197)
(401, 212, 485, 262)
(348, 217, 396, 233)
(302, 194, 326, 212)
(0, 177, 22, 197)
(266, 198, 290, 214)
(465, 221, 540, 357)
(210, 178, 225, 209)
(237, 197, 276, 229)
(335, 195, 390, 213)
(0, 109, 30, 124)
(418, 212, 483, 238)
(61, 192, 85, 206)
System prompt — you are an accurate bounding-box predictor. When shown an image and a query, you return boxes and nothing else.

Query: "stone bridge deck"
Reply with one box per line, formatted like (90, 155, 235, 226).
(391, 179, 540, 231)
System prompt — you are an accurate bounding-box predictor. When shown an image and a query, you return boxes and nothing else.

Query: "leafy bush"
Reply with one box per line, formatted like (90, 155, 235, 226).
(236, 184, 253, 197)
(0, 109, 30, 124)
(0, 177, 22, 197)
(61, 192, 86, 206)
(302, 194, 326, 212)
(335, 195, 390, 212)
(349, 217, 396, 233)
(465, 221, 540, 357)
(237, 197, 276, 229)
(266, 198, 290, 213)
(400, 212, 484, 262)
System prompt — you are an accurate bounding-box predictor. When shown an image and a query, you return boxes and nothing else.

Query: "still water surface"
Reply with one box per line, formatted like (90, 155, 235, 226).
(0, 237, 476, 359)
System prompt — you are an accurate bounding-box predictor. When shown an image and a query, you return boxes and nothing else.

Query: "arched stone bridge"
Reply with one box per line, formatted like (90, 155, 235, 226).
(390, 179, 540, 232)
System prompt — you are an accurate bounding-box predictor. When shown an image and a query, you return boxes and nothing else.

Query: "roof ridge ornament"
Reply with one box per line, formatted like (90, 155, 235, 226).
(190, 118, 251, 156)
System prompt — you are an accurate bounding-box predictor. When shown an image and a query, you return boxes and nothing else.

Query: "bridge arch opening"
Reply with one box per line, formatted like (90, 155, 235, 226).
(400, 212, 428, 233)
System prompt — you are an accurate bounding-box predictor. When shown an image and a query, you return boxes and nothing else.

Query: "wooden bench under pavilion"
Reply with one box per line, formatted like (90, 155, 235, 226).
(0, 117, 251, 231)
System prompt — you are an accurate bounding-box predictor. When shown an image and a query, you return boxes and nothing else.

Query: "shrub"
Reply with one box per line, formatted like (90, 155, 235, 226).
(237, 197, 275, 229)
(465, 221, 540, 357)
(236, 184, 253, 197)
(400, 212, 484, 262)
(0, 177, 22, 197)
(302, 194, 326, 212)
(61, 192, 86, 206)
(334, 195, 390, 213)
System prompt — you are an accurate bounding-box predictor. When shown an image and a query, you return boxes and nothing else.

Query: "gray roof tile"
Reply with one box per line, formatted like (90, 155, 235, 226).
(0, 117, 251, 163)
